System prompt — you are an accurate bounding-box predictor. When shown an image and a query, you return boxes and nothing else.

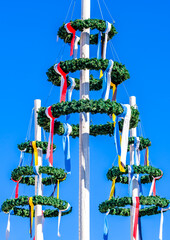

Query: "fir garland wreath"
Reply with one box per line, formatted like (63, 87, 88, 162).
(18, 141, 56, 154)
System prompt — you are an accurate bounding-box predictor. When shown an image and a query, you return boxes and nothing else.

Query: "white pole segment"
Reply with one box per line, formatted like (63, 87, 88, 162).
(34, 99, 44, 240)
(129, 96, 139, 240)
(79, 0, 90, 240)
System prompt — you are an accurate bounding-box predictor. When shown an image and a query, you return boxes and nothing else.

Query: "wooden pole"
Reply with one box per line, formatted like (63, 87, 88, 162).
(34, 99, 44, 240)
(79, 0, 90, 240)
(129, 96, 139, 240)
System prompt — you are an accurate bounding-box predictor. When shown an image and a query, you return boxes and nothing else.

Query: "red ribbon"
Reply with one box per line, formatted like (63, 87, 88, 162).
(153, 173, 163, 196)
(65, 23, 76, 56)
(133, 196, 140, 240)
(11, 178, 21, 198)
(46, 106, 56, 166)
(55, 63, 68, 102)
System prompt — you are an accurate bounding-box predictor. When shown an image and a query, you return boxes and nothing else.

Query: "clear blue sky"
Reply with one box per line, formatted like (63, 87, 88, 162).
(0, 0, 170, 239)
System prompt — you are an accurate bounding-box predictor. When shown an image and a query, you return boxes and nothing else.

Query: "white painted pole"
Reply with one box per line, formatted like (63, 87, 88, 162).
(79, 0, 90, 240)
(34, 99, 44, 240)
(129, 96, 139, 240)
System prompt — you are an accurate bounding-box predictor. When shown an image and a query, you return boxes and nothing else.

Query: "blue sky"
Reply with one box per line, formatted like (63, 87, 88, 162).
(0, 0, 170, 239)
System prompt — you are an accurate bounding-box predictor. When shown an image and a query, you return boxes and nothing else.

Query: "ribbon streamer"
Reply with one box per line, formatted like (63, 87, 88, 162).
(54, 63, 68, 102)
(109, 177, 116, 200)
(110, 82, 117, 124)
(103, 211, 110, 240)
(101, 59, 114, 100)
(45, 106, 57, 166)
(97, 32, 102, 59)
(11, 178, 22, 198)
(63, 123, 72, 173)
(32, 141, 38, 166)
(133, 196, 140, 240)
(134, 137, 140, 166)
(58, 203, 71, 237)
(28, 197, 34, 238)
(73, 36, 80, 59)
(144, 147, 149, 166)
(66, 77, 76, 121)
(102, 21, 112, 60)
(114, 104, 131, 172)
(149, 173, 163, 196)
(159, 208, 164, 240)
(19, 149, 26, 167)
(6, 213, 10, 240)
(33, 166, 41, 194)
(65, 22, 76, 56)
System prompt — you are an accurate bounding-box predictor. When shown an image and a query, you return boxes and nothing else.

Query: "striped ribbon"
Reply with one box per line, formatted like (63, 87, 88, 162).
(101, 59, 114, 100)
(45, 106, 56, 166)
(149, 173, 163, 196)
(109, 177, 116, 200)
(73, 36, 80, 59)
(19, 149, 26, 167)
(28, 197, 34, 238)
(58, 203, 71, 237)
(133, 196, 140, 240)
(32, 141, 38, 166)
(54, 62, 68, 102)
(114, 104, 131, 172)
(65, 23, 76, 56)
(110, 82, 117, 124)
(63, 123, 72, 173)
(102, 21, 112, 60)
(103, 211, 110, 240)
(144, 147, 149, 166)
(66, 77, 76, 121)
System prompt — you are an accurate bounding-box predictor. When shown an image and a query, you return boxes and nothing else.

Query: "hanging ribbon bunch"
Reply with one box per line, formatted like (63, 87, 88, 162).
(101, 59, 114, 100)
(132, 196, 140, 240)
(66, 77, 76, 121)
(54, 63, 69, 102)
(144, 147, 149, 166)
(58, 204, 71, 237)
(65, 23, 76, 56)
(28, 197, 34, 238)
(63, 123, 72, 173)
(45, 106, 57, 166)
(114, 104, 131, 172)
(149, 173, 163, 197)
(134, 137, 140, 166)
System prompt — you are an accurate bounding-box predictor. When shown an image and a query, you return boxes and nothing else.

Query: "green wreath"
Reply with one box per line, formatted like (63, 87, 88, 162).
(1, 196, 72, 218)
(98, 196, 169, 217)
(11, 166, 67, 186)
(47, 58, 130, 87)
(128, 137, 151, 151)
(107, 165, 162, 184)
(17, 141, 56, 154)
(37, 99, 139, 137)
(57, 19, 117, 45)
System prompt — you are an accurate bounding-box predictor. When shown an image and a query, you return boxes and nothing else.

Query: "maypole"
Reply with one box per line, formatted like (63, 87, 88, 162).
(79, 0, 90, 240)
(34, 99, 44, 240)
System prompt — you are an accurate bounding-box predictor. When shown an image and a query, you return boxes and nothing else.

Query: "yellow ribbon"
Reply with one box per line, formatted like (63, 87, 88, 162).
(29, 197, 34, 235)
(100, 70, 103, 79)
(118, 132, 125, 172)
(109, 177, 117, 200)
(32, 141, 38, 166)
(110, 82, 117, 125)
(57, 175, 67, 199)
(147, 147, 149, 166)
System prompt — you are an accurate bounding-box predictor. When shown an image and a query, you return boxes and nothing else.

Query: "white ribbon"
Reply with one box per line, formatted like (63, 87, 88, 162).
(58, 203, 71, 237)
(159, 208, 164, 240)
(103, 21, 112, 60)
(121, 104, 131, 168)
(18, 149, 26, 167)
(149, 177, 155, 196)
(6, 213, 10, 240)
(73, 36, 80, 59)
(105, 60, 114, 100)
(135, 137, 140, 166)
